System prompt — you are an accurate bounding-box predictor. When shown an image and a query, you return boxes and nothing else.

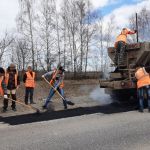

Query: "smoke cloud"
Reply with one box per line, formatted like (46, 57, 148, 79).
(89, 86, 112, 105)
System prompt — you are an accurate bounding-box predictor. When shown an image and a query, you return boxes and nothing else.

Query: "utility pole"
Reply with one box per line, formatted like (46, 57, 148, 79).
(136, 13, 139, 43)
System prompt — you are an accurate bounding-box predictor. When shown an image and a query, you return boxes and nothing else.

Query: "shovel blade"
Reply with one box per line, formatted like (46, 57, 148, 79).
(66, 100, 75, 106)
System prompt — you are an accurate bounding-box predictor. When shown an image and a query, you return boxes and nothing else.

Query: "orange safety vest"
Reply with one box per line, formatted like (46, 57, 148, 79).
(0, 76, 4, 96)
(135, 67, 150, 88)
(5, 72, 18, 87)
(115, 29, 135, 47)
(25, 71, 35, 88)
(50, 70, 64, 88)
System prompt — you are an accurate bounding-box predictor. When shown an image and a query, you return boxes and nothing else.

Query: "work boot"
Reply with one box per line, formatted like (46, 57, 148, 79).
(66, 101, 75, 106)
(2, 107, 7, 113)
(42, 105, 47, 110)
(64, 104, 67, 110)
(63, 100, 67, 110)
(30, 101, 36, 104)
(12, 108, 17, 111)
(139, 109, 143, 113)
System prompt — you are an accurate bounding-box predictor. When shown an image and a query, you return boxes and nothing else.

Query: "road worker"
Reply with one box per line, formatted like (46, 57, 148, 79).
(135, 66, 150, 112)
(23, 66, 36, 105)
(4, 64, 20, 111)
(0, 67, 8, 112)
(114, 28, 137, 66)
(42, 65, 68, 109)
(42, 64, 75, 110)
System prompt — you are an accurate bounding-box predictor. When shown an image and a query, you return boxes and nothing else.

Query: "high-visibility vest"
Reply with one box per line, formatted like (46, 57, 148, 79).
(5, 72, 18, 87)
(135, 67, 150, 88)
(50, 69, 64, 88)
(115, 29, 135, 47)
(25, 71, 35, 88)
(0, 76, 4, 96)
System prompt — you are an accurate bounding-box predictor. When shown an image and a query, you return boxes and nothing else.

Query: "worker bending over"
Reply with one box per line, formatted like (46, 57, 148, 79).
(42, 66, 68, 109)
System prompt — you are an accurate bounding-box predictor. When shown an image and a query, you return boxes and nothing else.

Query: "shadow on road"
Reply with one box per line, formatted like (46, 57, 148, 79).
(0, 102, 138, 125)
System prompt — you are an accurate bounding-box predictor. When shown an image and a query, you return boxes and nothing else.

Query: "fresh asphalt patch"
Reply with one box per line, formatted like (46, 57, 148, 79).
(0, 102, 138, 126)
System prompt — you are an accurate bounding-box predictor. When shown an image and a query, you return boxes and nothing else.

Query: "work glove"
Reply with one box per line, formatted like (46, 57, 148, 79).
(4, 95, 8, 99)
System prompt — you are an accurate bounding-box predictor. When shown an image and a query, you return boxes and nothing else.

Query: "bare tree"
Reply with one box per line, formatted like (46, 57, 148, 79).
(84, 0, 97, 74)
(16, 39, 30, 70)
(61, 0, 79, 74)
(129, 7, 150, 42)
(95, 14, 104, 72)
(17, 0, 37, 70)
(103, 15, 116, 75)
(76, 1, 85, 72)
(53, 0, 61, 64)
(37, 0, 57, 71)
(0, 32, 14, 65)
(10, 0, 116, 74)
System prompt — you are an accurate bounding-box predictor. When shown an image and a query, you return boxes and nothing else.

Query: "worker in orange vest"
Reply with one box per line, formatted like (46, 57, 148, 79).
(135, 66, 150, 112)
(23, 66, 36, 105)
(42, 65, 68, 109)
(114, 28, 137, 66)
(0, 67, 8, 112)
(4, 64, 20, 111)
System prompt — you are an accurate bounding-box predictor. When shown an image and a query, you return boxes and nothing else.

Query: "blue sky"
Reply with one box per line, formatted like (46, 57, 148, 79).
(87, 0, 143, 24)
(91, 0, 140, 18)
(99, 0, 139, 16)
(90, 0, 150, 29)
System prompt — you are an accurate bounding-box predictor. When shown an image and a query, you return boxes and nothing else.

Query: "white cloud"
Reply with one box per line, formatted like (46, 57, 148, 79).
(91, 0, 109, 8)
(103, 0, 150, 36)
(91, 0, 118, 9)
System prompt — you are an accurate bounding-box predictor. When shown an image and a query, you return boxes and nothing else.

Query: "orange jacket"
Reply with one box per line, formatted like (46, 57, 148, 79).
(115, 28, 136, 47)
(0, 77, 4, 96)
(25, 71, 35, 88)
(50, 69, 64, 88)
(5, 72, 18, 88)
(135, 67, 150, 88)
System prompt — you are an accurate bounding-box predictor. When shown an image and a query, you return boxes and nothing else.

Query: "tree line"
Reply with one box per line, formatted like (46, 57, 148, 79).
(0, 0, 150, 76)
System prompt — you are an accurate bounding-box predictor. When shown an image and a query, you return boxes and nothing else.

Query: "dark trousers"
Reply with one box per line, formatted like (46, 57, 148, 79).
(25, 87, 34, 104)
(115, 41, 126, 65)
(138, 85, 150, 111)
(3, 94, 16, 109)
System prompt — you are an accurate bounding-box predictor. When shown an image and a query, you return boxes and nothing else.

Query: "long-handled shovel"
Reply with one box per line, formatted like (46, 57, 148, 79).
(0, 96, 40, 114)
(43, 77, 75, 106)
(17, 98, 41, 114)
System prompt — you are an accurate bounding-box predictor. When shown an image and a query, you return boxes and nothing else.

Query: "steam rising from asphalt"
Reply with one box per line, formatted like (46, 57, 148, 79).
(90, 87, 112, 105)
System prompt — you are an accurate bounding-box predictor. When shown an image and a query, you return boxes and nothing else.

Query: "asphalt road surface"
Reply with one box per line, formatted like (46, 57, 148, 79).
(0, 109, 150, 150)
